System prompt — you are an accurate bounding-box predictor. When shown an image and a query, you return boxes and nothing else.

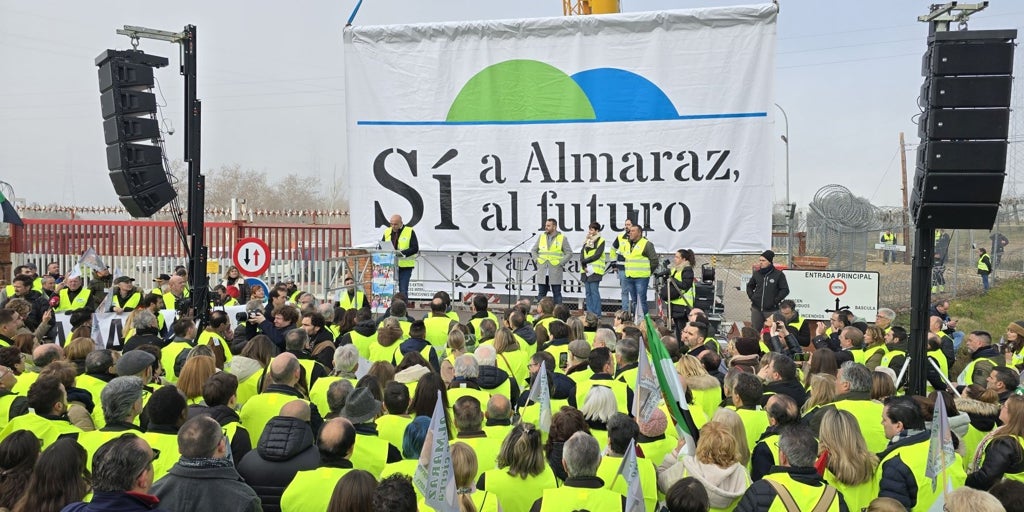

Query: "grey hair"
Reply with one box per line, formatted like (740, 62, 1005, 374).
(319, 303, 336, 323)
(101, 376, 144, 423)
(474, 344, 497, 367)
(778, 425, 818, 467)
(594, 328, 617, 351)
(334, 344, 360, 373)
(579, 386, 618, 424)
(133, 310, 158, 329)
(327, 379, 354, 413)
(285, 329, 309, 352)
(839, 361, 873, 393)
(563, 431, 602, 477)
(616, 337, 639, 364)
(454, 354, 479, 379)
(877, 308, 895, 321)
(92, 434, 152, 492)
(85, 349, 115, 374)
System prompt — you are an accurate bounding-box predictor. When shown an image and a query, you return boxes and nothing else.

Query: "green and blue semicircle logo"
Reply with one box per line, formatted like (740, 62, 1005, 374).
(357, 58, 766, 126)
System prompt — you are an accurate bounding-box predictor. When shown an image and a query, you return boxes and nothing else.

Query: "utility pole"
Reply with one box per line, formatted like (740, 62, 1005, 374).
(899, 132, 911, 265)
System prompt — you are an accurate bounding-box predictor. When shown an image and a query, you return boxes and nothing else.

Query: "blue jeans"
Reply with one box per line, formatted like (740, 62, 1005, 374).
(536, 276, 563, 304)
(625, 276, 650, 316)
(982, 273, 990, 291)
(618, 269, 629, 310)
(398, 267, 412, 298)
(585, 281, 602, 315)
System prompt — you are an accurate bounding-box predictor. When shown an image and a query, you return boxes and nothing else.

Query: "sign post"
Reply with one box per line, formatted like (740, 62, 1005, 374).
(233, 237, 271, 277)
(782, 270, 879, 321)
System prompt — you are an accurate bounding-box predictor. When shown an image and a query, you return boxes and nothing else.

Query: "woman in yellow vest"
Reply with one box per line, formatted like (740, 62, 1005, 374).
(861, 326, 889, 371)
(655, 422, 749, 512)
(367, 318, 404, 365)
(1004, 320, 1024, 370)
(493, 328, 529, 385)
(580, 222, 607, 316)
(480, 422, 557, 512)
(802, 374, 838, 416)
(441, 328, 469, 386)
(967, 395, 1024, 488)
(452, 441, 501, 512)
(818, 408, 879, 511)
(177, 355, 217, 406)
(957, 384, 1002, 471)
(802, 348, 839, 389)
(666, 249, 697, 340)
(324, 470, 376, 511)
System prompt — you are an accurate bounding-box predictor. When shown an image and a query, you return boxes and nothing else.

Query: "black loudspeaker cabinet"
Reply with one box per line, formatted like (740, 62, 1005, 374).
(694, 282, 715, 313)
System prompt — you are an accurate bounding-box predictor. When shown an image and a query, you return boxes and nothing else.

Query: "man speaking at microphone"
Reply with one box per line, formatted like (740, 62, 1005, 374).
(382, 214, 419, 298)
(531, 218, 573, 305)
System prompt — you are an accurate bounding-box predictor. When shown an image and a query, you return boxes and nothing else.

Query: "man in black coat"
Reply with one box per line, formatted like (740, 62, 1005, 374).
(745, 251, 789, 333)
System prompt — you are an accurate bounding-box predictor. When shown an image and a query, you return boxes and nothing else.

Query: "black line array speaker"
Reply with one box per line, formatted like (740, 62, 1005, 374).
(912, 29, 1017, 229)
(96, 50, 176, 217)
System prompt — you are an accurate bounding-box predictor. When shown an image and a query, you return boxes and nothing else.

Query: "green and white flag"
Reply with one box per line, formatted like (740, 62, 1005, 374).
(644, 314, 699, 455)
(0, 191, 22, 226)
(528, 360, 553, 433)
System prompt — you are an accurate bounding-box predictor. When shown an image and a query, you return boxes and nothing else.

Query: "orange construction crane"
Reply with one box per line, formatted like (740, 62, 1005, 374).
(563, 0, 619, 15)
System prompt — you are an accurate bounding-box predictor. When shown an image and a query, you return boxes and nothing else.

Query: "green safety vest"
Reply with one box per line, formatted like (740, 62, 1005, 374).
(198, 330, 233, 364)
(0, 413, 82, 450)
(339, 290, 366, 310)
(544, 344, 571, 373)
(4, 278, 43, 297)
(78, 430, 126, 470)
(376, 414, 413, 452)
(239, 392, 313, 445)
(833, 399, 887, 453)
(539, 484, 623, 512)
(881, 349, 906, 368)
(623, 239, 651, 278)
(452, 436, 502, 481)
(670, 268, 695, 307)
(583, 236, 607, 276)
(575, 379, 630, 415)
(281, 467, 352, 512)
(141, 431, 180, 483)
(349, 331, 377, 360)
(112, 291, 142, 310)
(877, 439, 966, 512)
(163, 292, 184, 312)
(597, 454, 659, 512)
(57, 288, 92, 312)
(882, 233, 895, 244)
(351, 433, 392, 477)
(383, 226, 416, 268)
(979, 253, 992, 272)
(483, 467, 559, 512)
(764, 472, 843, 512)
(0, 394, 23, 429)
(161, 341, 195, 383)
(470, 312, 500, 339)
(309, 376, 357, 417)
(537, 233, 566, 266)
(736, 407, 770, 451)
(424, 315, 455, 350)
(958, 355, 1002, 387)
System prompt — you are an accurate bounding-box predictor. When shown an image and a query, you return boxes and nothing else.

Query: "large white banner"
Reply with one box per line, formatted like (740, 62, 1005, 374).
(344, 5, 777, 254)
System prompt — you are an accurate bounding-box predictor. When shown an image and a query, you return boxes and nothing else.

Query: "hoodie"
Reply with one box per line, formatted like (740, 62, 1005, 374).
(514, 325, 537, 346)
(398, 337, 440, 371)
(236, 416, 319, 512)
(225, 356, 264, 384)
(395, 364, 431, 385)
(657, 455, 749, 509)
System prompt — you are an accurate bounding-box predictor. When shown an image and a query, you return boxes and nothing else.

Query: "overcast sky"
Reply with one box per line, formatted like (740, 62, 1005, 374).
(1, 0, 1022, 212)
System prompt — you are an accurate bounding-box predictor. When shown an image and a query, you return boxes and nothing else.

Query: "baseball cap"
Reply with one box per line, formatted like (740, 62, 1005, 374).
(154, 274, 171, 282)
(113, 276, 135, 285)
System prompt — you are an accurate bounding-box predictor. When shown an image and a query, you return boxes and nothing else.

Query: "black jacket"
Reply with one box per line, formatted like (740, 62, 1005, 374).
(877, 431, 930, 510)
(734, 466, 849, 512)
(513, 325, 537, 346)
(16, 290, 51, 331)
(746, 266, 789, 312)
(122, 327, 165, 353)
(0, 389, 27, 422)
(517, 370, 577, 409)
(236, 416, 319, 512)
(477, 365, 520, 405)
(750, 428, 781, 482)
(150, 462, 261, 512)
(760, 379, 807, 410)
(337, 319, 376, 347)
(966, 435, 1024, 490)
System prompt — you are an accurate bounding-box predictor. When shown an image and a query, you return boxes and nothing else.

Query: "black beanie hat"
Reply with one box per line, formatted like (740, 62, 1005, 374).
(761, 250, 775, 263)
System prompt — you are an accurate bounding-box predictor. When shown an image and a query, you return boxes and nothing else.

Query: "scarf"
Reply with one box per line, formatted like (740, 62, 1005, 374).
(176, 456, 234, 470)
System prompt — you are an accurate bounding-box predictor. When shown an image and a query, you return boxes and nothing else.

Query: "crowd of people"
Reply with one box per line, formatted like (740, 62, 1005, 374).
(1, 254, 1024, 512)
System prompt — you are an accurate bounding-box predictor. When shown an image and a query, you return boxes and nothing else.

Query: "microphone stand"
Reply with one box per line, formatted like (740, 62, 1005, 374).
(454, 233, 538, 303)
(503, 233, 537, 309)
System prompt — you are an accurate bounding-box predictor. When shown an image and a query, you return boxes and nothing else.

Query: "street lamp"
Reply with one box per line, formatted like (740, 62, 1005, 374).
(774, 103, 792, 265)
